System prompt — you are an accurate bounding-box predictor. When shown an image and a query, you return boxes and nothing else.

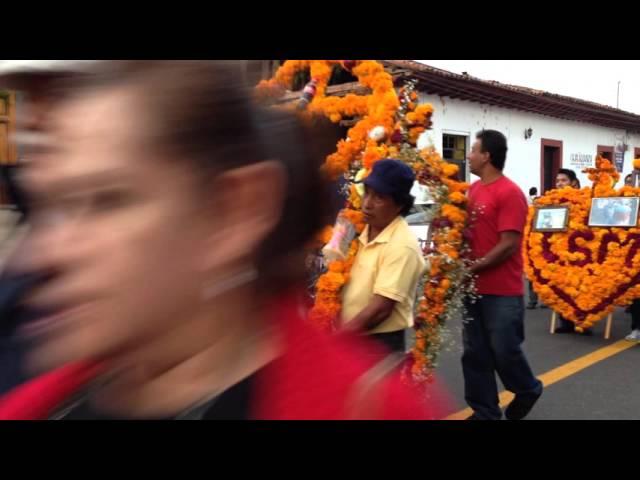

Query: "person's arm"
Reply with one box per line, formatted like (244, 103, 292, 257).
(470, 230, 521, 274)
(341, 245, 423, 333)
(342, 294, 397, 333)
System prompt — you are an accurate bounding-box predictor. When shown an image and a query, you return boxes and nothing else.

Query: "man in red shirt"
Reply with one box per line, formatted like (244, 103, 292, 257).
(463, 130, 543, 420)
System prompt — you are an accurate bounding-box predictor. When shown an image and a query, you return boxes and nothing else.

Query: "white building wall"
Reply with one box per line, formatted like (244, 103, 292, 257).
(419, 93, 640, 195)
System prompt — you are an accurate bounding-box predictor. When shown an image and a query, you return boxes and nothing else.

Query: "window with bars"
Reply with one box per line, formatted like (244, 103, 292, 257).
(442, 134, 467, 182)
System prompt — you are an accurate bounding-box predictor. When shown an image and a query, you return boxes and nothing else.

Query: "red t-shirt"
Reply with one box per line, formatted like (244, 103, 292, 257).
(468, 176, 527, 296)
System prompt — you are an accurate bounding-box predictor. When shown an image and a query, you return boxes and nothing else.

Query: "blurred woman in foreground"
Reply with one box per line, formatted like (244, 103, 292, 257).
(0, 61, 448, 420)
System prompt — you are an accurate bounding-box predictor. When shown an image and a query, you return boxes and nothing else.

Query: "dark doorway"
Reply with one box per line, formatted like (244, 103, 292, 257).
(540, 139, 563, 193)
(597, 145, 614, 161)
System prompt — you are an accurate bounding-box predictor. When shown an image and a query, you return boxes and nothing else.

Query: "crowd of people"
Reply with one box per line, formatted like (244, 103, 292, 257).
(0, 60, 636, 420)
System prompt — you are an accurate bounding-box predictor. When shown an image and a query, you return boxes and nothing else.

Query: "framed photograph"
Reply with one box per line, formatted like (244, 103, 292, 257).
(533, 205, 570, 232)
(588, 196, 640, 227)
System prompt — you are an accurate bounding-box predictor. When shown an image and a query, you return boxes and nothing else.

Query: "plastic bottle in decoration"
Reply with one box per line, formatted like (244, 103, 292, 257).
(322, 216, 356, 263)
(297, 78, 319, 110)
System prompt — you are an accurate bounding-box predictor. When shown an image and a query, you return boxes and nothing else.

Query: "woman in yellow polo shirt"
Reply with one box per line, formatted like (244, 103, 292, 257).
(340, 159, 426, 353)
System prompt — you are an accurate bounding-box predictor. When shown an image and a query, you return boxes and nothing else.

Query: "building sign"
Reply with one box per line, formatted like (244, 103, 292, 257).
(614, 151, 625, 172)
(569, 153, 594, 170)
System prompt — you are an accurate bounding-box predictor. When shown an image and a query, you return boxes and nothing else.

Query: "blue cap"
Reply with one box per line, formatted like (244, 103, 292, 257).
(362, 159, 415, 197)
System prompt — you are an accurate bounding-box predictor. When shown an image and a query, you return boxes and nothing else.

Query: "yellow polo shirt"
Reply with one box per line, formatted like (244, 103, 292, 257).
(341, 216, 426, 334)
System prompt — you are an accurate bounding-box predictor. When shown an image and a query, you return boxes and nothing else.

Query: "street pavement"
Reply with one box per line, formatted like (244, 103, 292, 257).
(430, 297, 640, 420)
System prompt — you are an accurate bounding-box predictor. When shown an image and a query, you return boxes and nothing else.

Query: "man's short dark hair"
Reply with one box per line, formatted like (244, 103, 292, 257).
(476, 130, 508, 171)
(391, 192, 415, 217)
(557, 168, 577, 183)
(529, 187, 537, 196)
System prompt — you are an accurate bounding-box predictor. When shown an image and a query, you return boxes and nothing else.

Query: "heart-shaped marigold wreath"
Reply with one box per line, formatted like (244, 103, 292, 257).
(524, 156, 640, 330)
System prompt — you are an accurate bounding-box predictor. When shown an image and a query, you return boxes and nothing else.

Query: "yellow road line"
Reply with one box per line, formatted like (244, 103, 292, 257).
(445, 339, 638, 420)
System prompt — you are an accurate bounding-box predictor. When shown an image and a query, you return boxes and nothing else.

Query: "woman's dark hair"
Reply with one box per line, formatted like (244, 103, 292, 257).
(82, 61, 332, 294)
(529, 187, 537, 196)
(476, 129, 508, 171)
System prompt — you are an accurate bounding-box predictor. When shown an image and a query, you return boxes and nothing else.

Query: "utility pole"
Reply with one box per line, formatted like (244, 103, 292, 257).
(617, 81, 621, 109)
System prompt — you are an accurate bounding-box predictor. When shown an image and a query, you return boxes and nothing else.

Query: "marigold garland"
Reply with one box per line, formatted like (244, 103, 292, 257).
(398, 146, 474, 381)
(256, 60, 400, 180)
(524, 157, 640, 331)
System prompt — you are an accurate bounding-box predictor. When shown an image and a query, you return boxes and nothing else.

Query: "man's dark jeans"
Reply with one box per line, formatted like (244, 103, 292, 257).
(462, 295, 543, 420)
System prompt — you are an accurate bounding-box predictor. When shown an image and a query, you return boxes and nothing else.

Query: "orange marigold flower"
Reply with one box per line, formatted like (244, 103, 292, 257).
(449, 191, 467, 204)
(442, 163, 459, 178)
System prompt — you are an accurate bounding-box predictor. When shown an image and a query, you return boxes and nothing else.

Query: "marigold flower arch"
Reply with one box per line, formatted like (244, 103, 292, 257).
(257, 60, 473, 382)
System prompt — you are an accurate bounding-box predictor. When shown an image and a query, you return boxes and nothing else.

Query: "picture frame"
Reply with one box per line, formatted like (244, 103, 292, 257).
(532, 205, 570, 232)
(588, 196, 640, 228)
